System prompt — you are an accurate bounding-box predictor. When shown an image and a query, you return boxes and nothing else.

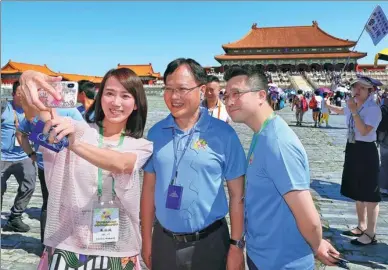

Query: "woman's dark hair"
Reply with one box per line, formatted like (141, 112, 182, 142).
(85, 68, 148, 139)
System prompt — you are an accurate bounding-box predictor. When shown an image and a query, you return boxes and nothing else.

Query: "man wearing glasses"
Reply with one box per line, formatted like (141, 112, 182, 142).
(141, 58, 246, 270)
(223, 66, 341, 269)
(201, 75, 231, 123)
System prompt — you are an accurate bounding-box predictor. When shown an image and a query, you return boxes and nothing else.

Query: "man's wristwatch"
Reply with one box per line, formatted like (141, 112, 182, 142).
(230, 238, 245, 249)
(28, 151, 36, 158)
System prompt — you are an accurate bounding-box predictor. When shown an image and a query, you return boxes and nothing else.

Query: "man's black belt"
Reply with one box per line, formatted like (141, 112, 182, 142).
(162, 218, 225, 243)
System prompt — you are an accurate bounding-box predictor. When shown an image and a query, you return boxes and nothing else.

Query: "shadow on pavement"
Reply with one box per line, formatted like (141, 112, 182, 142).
(289, 121, 348, 130)
(324, 227, 388, 269)
(25, 207, 42, 221)
(311, 179, 354, 202)
(311, 179, 388, 203)
(1, 233, 43, 257)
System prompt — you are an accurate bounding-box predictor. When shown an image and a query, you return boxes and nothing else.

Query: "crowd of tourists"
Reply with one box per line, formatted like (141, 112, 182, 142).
(1, 60, 387, 270)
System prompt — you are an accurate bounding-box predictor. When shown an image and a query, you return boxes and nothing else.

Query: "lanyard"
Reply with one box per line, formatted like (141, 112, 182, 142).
(243, 112, 276, 236)
(171, 126, 196, 185)
(97, 126, 124, 199)
(246, 112, 276, 165)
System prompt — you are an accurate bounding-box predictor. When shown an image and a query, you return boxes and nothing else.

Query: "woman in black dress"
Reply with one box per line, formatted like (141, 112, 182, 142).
(326, 76, 382, 246)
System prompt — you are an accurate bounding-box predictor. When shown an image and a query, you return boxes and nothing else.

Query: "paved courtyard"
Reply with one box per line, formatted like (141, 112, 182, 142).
(1, 103, 387, 270)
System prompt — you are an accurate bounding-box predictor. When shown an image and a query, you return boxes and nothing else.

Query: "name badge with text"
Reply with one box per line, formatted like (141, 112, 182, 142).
(166, 185, 183, 210)
(92, 206, 119, 243)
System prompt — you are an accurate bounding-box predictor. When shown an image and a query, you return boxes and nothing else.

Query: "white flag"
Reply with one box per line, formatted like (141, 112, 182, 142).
(365, 5, 388, 46)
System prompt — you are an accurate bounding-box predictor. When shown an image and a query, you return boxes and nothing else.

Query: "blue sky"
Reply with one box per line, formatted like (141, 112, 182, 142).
(2, 1, 388, 76)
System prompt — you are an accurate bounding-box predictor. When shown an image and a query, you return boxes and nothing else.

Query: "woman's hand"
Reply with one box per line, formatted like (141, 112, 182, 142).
(19, 70, 62, 111)
(43, 116, 76, 148)
(347, 97, 357, 113)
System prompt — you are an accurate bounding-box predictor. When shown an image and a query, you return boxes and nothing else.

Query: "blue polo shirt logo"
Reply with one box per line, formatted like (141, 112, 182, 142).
(192, 138, 207, 150)
(248, 153, 254, 165)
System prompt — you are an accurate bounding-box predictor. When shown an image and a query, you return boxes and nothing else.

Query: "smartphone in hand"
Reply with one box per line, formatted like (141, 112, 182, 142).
(38, 81, 78, 108)
(328, 253, 350, 269)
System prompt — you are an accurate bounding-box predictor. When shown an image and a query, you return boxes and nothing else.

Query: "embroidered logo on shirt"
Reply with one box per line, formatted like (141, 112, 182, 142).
(193, 139, 207, 150)
(249, 153, 254, 165)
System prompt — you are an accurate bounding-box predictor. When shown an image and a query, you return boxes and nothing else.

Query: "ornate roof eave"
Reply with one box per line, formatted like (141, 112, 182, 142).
(4, 60, 58, 75)
(214, 52, 367, 62)
(221, 22, 357, 50)
(222, 43, 357, 50)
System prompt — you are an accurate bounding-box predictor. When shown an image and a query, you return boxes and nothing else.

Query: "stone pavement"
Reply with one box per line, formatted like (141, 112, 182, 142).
(1, 103, 387, 270)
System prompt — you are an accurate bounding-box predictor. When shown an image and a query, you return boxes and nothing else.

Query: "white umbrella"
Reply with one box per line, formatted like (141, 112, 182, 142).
(336, 86, 349, 93)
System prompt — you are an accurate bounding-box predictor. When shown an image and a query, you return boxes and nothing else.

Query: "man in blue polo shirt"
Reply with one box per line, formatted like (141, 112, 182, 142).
(1, 81, 36, 232)
(223, 66, 341, 269)
(141, 58, 246, 270)
(17, 101, 83, 243)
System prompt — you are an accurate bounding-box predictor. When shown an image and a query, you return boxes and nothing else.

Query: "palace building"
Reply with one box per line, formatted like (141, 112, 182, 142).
(1, 60, 103, 85)
(214, 21, 367, 72)
(1, 60, 163, 98)
(117, 63, 162, 85)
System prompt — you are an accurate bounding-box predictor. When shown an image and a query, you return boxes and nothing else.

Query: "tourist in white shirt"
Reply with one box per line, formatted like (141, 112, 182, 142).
(312, 90, 323, 127)
(326, 77, 382, 246)
(320, 92, 331, 127)
(201, 75, 231, 123)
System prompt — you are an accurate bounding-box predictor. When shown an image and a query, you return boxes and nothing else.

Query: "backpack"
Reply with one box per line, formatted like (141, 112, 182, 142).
(301, 97, 308, 112)
(309, 96, 317, 110)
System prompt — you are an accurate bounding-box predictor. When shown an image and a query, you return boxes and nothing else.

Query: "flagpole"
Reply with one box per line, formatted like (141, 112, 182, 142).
(341, 6, 376, 74)
(334, 6, 378, 91)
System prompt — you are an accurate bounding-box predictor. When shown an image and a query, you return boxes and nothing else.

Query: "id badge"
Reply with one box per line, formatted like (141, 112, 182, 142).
(166, 185, 183, 210)
(91, 201, 119, 243)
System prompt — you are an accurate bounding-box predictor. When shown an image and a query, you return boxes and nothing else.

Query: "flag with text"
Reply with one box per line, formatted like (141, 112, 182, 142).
(366, 5, 388, 46)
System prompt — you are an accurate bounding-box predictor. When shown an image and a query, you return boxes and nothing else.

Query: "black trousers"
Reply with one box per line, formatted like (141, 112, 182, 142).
(38, 167, 48, 243)
(152, 219, 230, 270)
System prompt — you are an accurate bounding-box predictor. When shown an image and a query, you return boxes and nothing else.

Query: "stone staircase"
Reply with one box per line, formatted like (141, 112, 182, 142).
(290, 75, 315, 93)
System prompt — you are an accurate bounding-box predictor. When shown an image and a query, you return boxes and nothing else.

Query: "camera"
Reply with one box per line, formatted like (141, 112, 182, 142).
(67, 83, 75, 88)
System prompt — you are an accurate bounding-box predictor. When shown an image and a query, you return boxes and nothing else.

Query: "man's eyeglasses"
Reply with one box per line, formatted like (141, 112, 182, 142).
(223, 89, 261, 102)
(163, 85, 203, 96)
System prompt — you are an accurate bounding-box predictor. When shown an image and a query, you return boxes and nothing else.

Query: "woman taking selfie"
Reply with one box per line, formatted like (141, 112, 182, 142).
(19, 68, 153, 270)
(326, 76, 382, 246)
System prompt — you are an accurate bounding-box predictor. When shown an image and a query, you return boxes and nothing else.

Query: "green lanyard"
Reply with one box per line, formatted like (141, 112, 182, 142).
(245, 112, 276, 193)
(97, 126, 125, 199)
(247, 112, 276, 164)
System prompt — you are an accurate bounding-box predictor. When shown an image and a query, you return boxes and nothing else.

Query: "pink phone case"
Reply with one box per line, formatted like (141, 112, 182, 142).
(38, 81, 78, 108)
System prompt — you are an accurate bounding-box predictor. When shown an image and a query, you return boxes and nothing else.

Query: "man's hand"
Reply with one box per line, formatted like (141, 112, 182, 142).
(141, 242, 152, 270)
(227, 245, 245, 270)
(315, 239, 340, 266)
